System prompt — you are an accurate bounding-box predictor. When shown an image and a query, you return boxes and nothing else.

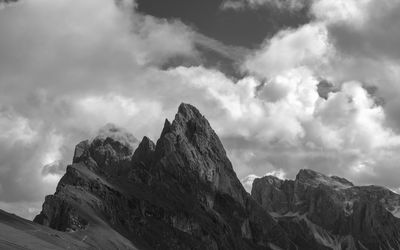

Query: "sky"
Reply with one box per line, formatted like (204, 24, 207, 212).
(1, 0, 400, 219)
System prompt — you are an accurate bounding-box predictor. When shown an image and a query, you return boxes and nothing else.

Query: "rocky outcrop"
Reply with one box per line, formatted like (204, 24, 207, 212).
(252, 169, 400, 250)
(34, 103, 297, 250)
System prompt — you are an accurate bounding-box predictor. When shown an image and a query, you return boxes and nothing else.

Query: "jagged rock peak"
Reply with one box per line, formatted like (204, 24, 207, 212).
(73, 140, 90, 163)
(159, 119, 171, 138)
(173, 103, 215, 138)
(131, 136, 155, 165)
(71, 124, 138, 175)
(176, 102, 203, 121)
(137, 136, 155, 150)
(92, 123, 138, 153)
(155, 102, 245, 204)
(158, 102, 227, 157)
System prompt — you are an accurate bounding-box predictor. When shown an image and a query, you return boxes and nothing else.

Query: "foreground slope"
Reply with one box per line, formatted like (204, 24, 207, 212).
(252, 169, 400, 250)
(0, 208, 98, 249)
(34, 103, 296, 250)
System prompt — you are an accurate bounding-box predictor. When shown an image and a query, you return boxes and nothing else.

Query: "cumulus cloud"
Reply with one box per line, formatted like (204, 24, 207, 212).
(244, 24, 329, 79)
(237, 0, 400, 192)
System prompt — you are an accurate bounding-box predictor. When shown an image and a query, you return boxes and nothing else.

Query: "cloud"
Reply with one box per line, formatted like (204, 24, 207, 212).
(240, 169, 286, 192)
(240, 175, 259, 192)
(311, 0, 371, 24)
(237, 0, 400, 192)
(41, 161, 65, 176)
(94, 123, 139, 150)
(244, 24, 329, 79)
(2, 0, 400, 221)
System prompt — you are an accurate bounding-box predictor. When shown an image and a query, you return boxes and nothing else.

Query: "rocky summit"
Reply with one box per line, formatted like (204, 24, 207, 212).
(252, 169, 400, 250)
(0, 103, 395, 250)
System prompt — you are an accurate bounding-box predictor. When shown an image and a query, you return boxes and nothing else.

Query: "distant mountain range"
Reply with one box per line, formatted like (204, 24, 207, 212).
(1, 103, 400, 249)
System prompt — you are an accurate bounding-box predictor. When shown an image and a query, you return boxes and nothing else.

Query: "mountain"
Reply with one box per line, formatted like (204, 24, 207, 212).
(251, 169, 400, 249)
(33, 103, 296, 249)
(1, 103, 399, 249)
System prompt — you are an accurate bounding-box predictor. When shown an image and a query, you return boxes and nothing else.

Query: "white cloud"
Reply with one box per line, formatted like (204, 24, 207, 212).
(238, 0, 400, 190)
(240, 169, 286, 193)
(266, 169, 287, 179)
(0, 110, 37, 144)
(244, 24, 329, 79)
(312, 0, 371, 24)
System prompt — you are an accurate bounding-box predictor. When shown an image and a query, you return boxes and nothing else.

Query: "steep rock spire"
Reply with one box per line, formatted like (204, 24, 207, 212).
(154, 103, 246, 205)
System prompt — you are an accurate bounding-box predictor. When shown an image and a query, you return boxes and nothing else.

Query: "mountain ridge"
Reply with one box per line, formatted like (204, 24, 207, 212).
(0, 103, 399, 249)
(33, 103, 296, 249)
(252, 168, 400, 249)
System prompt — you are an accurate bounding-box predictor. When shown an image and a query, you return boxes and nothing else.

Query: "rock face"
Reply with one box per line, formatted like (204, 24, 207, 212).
(34, 103, 297, 250)
(252, 169, 400, 250)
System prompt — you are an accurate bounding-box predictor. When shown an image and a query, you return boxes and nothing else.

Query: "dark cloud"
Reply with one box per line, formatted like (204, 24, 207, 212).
(136, 0, 311, 48)
(328, 3, 400, 61)
(317, 79, 337, 100)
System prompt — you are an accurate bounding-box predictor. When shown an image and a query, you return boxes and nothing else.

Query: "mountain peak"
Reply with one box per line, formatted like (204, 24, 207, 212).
(71, 124, 138, 174)
(296, 169, 353, 189)
(177, 102, 202, 120)
(93, 123, 138, 153)
(296, 168, 319, 179)
(131, 136, 155, 166)
(155, 103, 245, 203)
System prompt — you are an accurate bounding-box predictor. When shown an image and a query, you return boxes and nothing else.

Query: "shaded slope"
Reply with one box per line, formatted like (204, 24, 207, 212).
(0, 208, 95, 249)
